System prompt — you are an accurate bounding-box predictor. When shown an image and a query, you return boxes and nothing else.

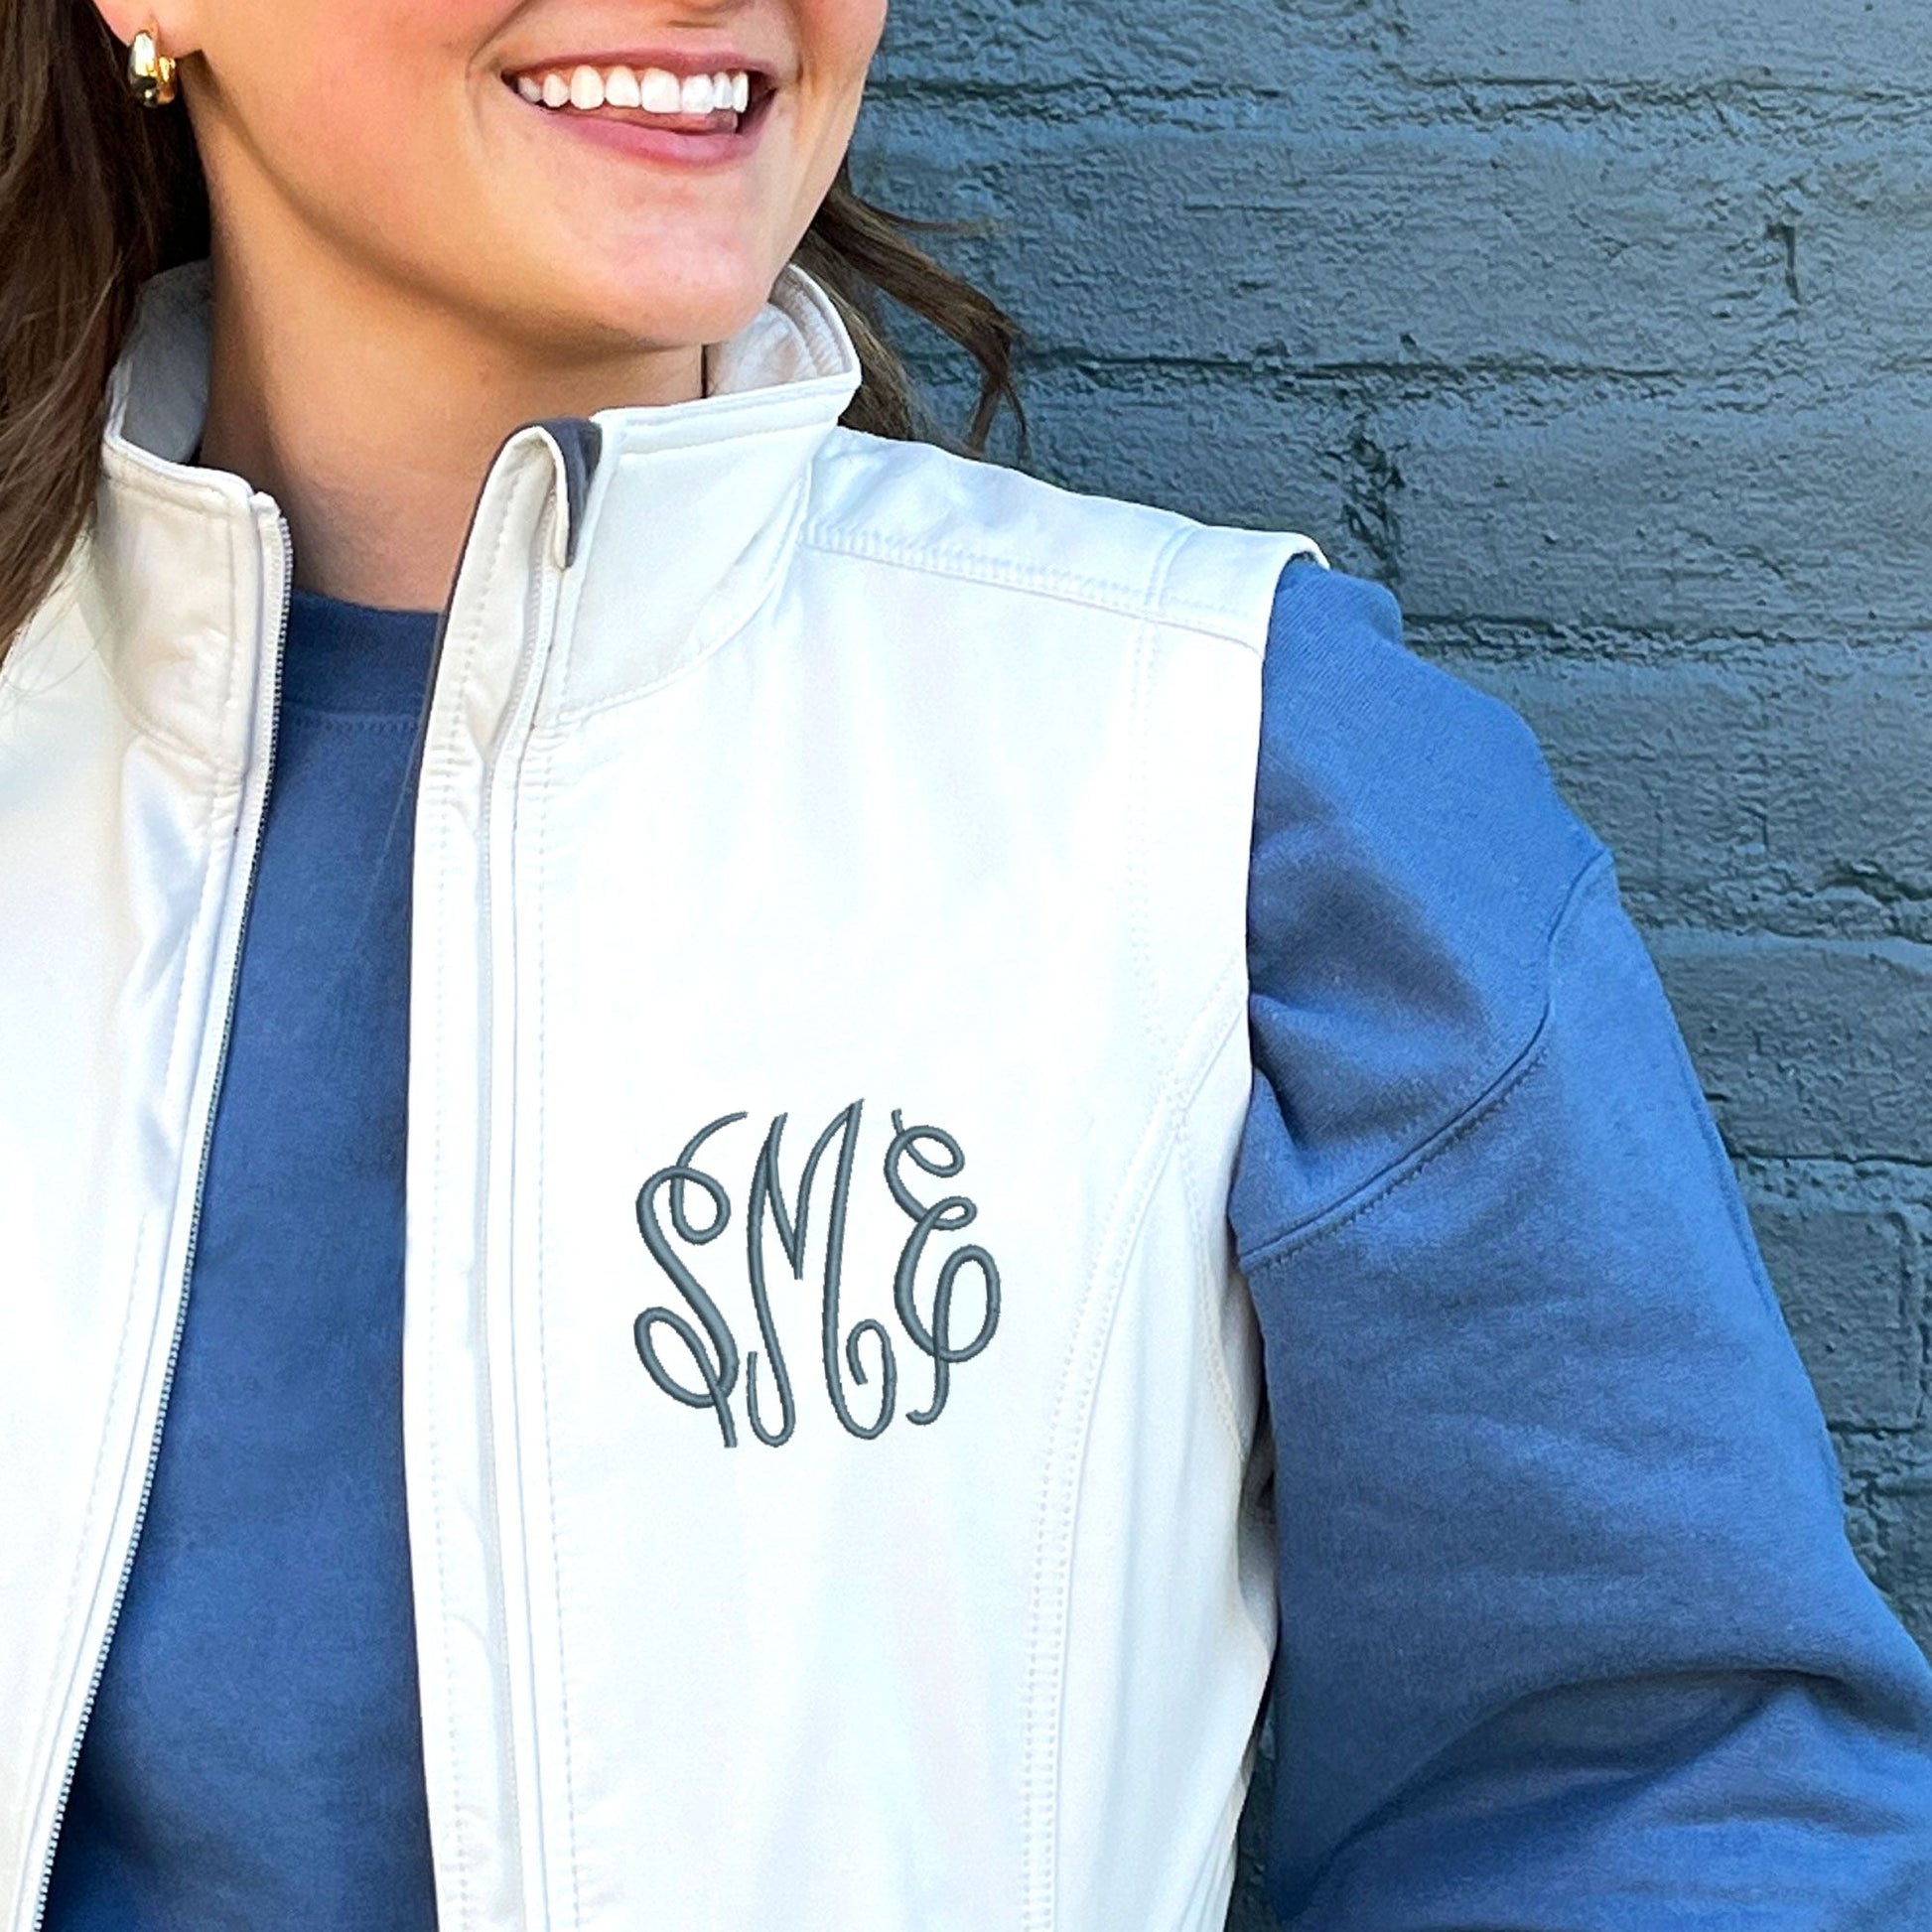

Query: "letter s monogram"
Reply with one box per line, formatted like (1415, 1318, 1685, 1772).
(632, 1111, 747, 1448)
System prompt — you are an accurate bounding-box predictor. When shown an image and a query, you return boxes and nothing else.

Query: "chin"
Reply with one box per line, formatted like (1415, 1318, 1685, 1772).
(532, 255, 777, 356)
(622, 281, 769, 348)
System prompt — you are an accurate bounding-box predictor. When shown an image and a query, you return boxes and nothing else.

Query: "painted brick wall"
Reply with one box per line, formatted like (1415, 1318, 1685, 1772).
(850, 2, 1932, 1922)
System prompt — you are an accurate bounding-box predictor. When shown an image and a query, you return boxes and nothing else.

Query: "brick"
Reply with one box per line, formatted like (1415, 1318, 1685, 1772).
(1421, 657, 1768, 925)
(1854, 1468, 1932, 1652)
(855, 108, 1932, 382)
(1430, 650, 1932, 939)
(1373, 383, 1932, 635)
(935, 366, 1366, 566)
(1392, 0, 1932, 96)
(976, 369, 1932, 635)
(871, 0, 1332, 91)
(1649, 931, 1932, 1162)
(1746, 1193, 1924, 1429)
(1755, 652, 1932, 928)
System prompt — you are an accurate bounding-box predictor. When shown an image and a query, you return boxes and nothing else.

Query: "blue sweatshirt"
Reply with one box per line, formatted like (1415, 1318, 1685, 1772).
(44, 561, 1932, 1929)
(1238, 561, 1932, 1925)
(43, 589, 443, 1930)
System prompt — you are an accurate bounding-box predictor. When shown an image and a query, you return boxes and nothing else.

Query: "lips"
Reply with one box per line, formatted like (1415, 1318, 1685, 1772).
(499, 52, 782, 164)
(503, 58, 775, 124)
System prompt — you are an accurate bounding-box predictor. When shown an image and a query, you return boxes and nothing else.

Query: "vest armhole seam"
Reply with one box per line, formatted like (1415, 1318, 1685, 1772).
(1173, 991, 1262, 1461)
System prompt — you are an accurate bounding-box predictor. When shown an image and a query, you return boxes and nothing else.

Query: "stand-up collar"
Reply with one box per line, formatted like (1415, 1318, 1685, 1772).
(547, 263, 863, 717)
(88, 254, 865, 760)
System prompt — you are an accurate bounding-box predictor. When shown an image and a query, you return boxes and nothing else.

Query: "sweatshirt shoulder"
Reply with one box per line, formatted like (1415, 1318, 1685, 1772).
(1255, 558, 1607, 947)
(802, 427, 1320, 646)
(1238, 559, 1614, 1251)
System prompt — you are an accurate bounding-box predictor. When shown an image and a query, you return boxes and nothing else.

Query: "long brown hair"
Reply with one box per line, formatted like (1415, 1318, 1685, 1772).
(0, 5, 1026, 663)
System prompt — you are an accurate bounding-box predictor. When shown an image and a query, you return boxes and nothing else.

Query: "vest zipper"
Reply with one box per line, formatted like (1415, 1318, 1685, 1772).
(26, 503, 294, 1932)
(482, 495, 573, 1932)
(392, 422, 585, 1931)
(26, 425, 584, 1932)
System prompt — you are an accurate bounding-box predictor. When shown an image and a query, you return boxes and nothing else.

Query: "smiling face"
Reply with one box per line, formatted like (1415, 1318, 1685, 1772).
(101, 0, 887, 359)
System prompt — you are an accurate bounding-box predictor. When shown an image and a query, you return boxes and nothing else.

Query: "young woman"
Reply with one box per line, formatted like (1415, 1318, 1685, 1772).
(2, 3, 1929, 1929)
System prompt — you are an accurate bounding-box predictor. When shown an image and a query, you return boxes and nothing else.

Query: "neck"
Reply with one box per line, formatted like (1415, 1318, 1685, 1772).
(194, 218, 705, 612)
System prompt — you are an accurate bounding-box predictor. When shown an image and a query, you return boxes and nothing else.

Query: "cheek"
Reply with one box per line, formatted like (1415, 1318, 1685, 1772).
(780, 0, 888, 211)
(801, 0, 890, 98)
(202, 0, 502, 229)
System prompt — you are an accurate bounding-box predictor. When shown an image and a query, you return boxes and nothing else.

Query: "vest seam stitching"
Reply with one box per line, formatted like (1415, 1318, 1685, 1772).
(532, 734, 588, 1931)
(100, 437, 243, 518)
(795, 522, 1284, 650)
(421, 469, 523, 1932)
(1175, 987, 1253, 1458)
(1020, 521, 1191, 1932)
(1121, 563, 1255, 1459)
(89, 660, 203, 771)
(542, 480, 813, 726)
(1128, 539, 1247, 1453)
(85, 455, 253, 764)
(1023, 1073, 1241, 1932)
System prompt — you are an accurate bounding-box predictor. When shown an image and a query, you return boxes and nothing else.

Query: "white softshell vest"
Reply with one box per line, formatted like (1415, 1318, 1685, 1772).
(0, 257, 1322, 1932)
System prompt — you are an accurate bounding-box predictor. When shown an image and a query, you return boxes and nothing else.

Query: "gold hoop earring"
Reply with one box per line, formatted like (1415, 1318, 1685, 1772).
(126, 25, 178, 107)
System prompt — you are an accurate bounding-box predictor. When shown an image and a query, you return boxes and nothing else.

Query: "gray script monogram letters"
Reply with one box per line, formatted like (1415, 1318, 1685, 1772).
(630, 1101, 1003, 1447)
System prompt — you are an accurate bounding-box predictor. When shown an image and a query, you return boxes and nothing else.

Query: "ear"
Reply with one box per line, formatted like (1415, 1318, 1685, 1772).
(87, 1, 204, 61)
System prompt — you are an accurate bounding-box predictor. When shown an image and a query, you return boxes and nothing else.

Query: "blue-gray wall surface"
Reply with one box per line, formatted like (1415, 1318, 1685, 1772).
(850, 2, 1932, 1923)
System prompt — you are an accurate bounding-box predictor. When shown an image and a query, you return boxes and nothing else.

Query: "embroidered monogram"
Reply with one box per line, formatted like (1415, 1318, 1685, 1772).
(631, 1101, 1003, 1447)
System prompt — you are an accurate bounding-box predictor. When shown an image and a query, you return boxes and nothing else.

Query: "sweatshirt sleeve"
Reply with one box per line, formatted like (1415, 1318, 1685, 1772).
(1232, 557, 1932, 1929)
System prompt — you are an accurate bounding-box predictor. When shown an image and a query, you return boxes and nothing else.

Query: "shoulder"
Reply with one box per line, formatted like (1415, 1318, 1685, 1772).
(1256, 561, 1604, 896)
(801, 428, 1318, 649)
(1240, 558, 1612, 1246)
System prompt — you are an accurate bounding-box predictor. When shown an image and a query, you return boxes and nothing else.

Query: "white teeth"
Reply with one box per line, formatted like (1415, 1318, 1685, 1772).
(515, 63, 753, 117)
(638, 67, 681, 112)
